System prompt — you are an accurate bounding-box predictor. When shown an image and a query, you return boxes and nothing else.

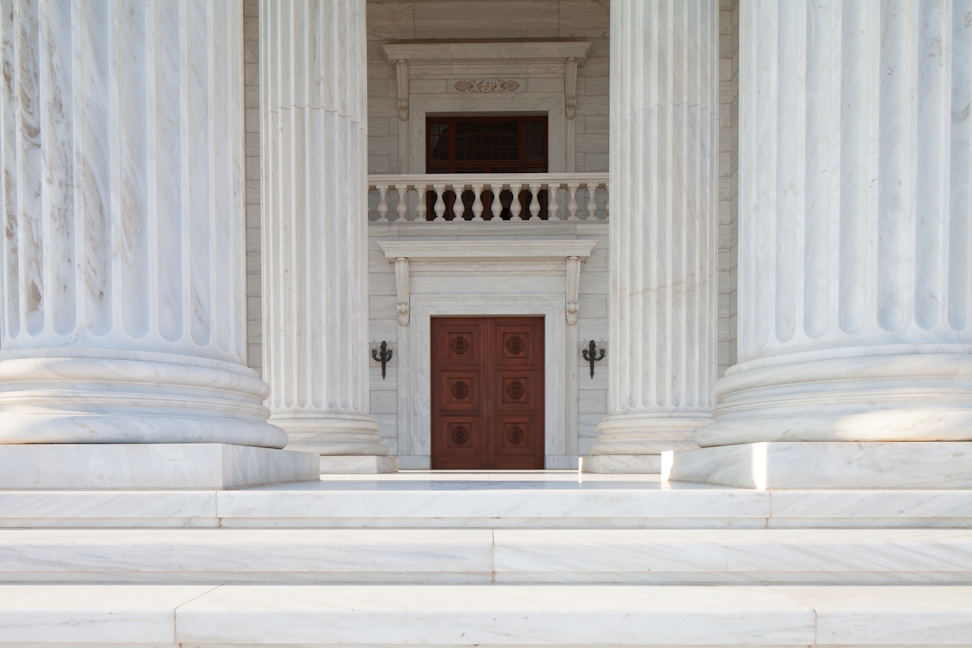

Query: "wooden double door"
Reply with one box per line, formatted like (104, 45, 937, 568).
(431, 317, 544, 469)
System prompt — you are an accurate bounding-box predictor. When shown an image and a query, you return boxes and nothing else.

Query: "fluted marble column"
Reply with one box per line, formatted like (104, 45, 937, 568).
(584, 0, 719, 473)
(672, 0, 972, 489)
(0, 0, 317, 488)
(261, 0, 395, 473)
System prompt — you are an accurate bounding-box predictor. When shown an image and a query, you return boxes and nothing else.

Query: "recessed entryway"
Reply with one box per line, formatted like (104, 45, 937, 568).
(431, 316, 545, 469)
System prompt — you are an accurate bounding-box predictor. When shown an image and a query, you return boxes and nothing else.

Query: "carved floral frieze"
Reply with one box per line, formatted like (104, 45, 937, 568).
(453, 79, 520, 94)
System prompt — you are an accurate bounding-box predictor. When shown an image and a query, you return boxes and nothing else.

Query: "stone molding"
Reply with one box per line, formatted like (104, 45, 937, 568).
(382, 41, 591, 68)
(382, 40, 591, 173)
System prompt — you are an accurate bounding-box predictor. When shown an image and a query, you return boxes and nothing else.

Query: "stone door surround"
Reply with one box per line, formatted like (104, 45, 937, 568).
(379, 240, 595, 469)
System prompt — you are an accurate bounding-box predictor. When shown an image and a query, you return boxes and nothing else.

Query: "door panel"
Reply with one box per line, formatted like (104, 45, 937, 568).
(431, 316, 544, 469)
(488, 318, 544, 469)
(431, 318, 487, 469)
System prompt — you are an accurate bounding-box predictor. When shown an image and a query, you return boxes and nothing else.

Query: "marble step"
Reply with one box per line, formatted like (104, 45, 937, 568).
(2, 528, 972, 584)
(3, 483, 972, 529)
(1, 583, 971, 646)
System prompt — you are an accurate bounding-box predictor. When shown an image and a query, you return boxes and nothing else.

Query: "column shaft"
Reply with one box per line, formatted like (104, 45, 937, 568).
(260, 0, 393, 471)
(585, 0, 720, 473)
(694, 0, 972, 448)
(0, 0, 285, 449)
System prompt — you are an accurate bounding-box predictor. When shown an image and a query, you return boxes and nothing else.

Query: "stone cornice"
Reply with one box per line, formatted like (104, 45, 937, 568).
(382, 41, 591, 67)
(378, 240, 596, 262)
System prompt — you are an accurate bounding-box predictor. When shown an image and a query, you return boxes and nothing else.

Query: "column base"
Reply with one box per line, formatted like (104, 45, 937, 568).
(582, 454, 661, 474)
(0, 443, 320, 490)
(582, 414, 707, 474)
(667, 441, 972, 489)
(277, 416, 392, 458)
(318, 455, 398, 474)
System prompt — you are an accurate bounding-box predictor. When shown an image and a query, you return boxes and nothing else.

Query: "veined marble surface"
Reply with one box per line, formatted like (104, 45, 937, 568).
(176, 584, 813, 646)
(2, 527, 971, 585)
(670, 441, 972, 489)
(0, 443, 319, 490)
(4, 471, 972, 530)
(0, 490, 218, 528)
(0, 585, 214, 644)
(0, 528, 493, 584)
(2, 584, 972, 646)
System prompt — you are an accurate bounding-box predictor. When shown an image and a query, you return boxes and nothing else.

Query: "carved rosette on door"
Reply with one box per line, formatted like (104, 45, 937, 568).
(431, 317, 544, 469)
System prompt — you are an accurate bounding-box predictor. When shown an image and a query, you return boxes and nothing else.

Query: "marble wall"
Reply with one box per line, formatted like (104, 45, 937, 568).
(365, 0, 611, 175)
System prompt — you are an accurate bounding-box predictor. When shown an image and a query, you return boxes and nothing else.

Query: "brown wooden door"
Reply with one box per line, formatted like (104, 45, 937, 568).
(431, 317, 544, 469)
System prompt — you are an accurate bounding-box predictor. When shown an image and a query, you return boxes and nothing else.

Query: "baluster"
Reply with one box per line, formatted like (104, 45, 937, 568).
(528, 183, 541, 220)
(377, 185, 389, 223)
(509, 183, 522, 220)
(452, 183, 466, 220)
(605, 181, 610, 220)
(490, 183, 504, 221)
(586, 182, 598, 220)
(548, 183, 560, 221)
(415, 184, 427, 222)
(471, 183, 484, 221)
(433, 184, 446, 221)
(567, 182, 579, 221)
(395, 184, 408, 223)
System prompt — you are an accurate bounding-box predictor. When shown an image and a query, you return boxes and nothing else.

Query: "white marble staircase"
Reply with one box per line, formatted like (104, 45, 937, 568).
(2, 472, 972, 647)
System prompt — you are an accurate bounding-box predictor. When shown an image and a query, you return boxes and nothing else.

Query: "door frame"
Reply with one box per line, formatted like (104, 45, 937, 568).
(378, 239, 598, 470)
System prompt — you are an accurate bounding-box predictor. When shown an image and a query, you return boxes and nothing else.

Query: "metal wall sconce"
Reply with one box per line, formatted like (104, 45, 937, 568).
(582, 339, 605, 378)
(371, 340, 393, 379)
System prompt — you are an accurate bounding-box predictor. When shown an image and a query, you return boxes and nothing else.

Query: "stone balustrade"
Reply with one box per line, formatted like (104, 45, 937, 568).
(368, 173, 609, 223)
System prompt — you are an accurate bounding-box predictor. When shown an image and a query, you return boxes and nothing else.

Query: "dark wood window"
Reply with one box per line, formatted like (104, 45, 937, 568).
(426, 115, 548, 220)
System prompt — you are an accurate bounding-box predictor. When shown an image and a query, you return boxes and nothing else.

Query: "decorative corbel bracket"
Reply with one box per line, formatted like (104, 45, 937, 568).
(566, 255, 581, 325)
(565, 56, 578, 120)
(394, 257, 410, 326)
(396, 59, 409, 121)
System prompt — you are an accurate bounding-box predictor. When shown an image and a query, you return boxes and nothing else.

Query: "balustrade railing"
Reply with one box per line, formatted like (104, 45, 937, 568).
(368, 173, 609, 223)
